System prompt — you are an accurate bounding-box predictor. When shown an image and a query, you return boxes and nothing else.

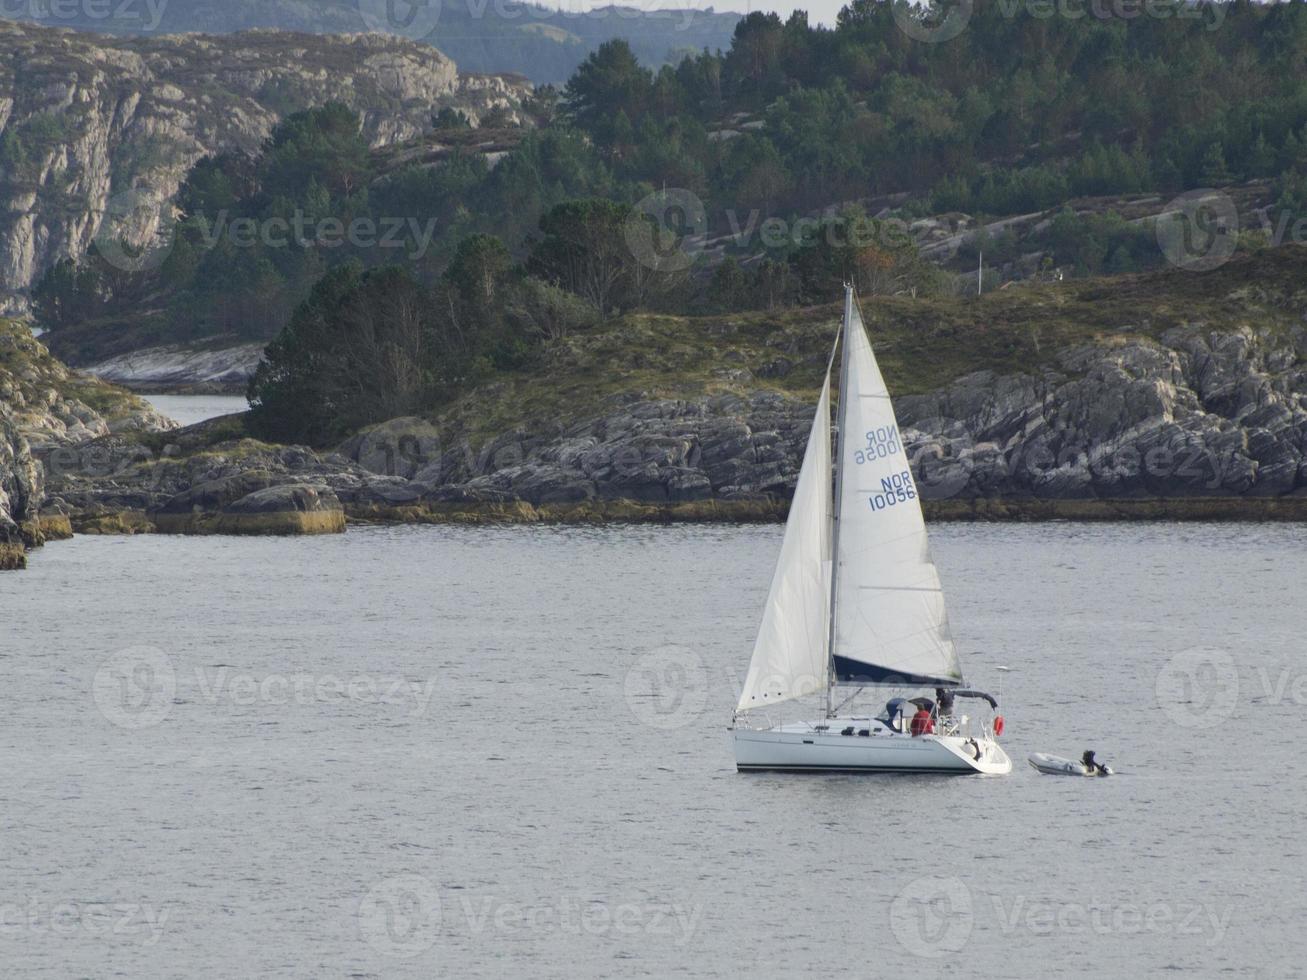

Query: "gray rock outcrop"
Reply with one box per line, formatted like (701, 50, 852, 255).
(0, 21, 531, 313)
(334, 326, 1307, 507)
(0, 321, 174, 449)
(898, 326, 1307, 501)
(39, 326, 1307, 536)
(1, 402, 44, 568)
(80, 343, 266, 393)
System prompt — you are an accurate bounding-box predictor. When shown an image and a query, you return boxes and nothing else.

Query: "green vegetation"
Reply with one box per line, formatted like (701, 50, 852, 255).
(33, 3, 1307, 441)
(403, 246, 1307, 453)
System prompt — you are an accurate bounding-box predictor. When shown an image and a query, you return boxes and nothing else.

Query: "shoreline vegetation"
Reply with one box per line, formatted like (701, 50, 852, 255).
(61, 495, 1307, 539)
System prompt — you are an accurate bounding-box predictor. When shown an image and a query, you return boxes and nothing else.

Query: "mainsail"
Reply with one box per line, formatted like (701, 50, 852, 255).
(735, 373, 833, 711)
(830, 294, 963, 687)
(737, 287, 962, 714)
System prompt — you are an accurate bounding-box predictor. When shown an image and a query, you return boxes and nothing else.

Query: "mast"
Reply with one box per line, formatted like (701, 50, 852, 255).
(824, 284, 854, 718)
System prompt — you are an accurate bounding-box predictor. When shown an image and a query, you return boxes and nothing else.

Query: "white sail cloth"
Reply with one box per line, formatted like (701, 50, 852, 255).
(736, 374, 833, 711)
(737, 289, 963, 714)
(830, 300, 962, 686)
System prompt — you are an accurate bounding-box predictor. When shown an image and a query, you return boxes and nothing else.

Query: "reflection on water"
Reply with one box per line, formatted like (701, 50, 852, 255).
(0, 522, 1301, 976)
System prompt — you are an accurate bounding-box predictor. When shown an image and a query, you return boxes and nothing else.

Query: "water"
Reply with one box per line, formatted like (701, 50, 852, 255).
(143, 394, 248, 428)
(2, 522, 1303, 976)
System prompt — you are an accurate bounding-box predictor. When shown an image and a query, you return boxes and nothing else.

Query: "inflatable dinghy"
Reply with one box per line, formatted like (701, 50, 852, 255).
(1028, 752, 1112, 776)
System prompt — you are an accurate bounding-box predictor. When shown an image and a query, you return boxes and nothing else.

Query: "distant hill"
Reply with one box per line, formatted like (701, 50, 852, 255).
(0, 21, 532, 314)
(0, 0, 742, 82)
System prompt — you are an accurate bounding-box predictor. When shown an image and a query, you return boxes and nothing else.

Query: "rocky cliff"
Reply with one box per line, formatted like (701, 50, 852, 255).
(0, 402, 43, 568)
(42, 321, 1307, 534)
(80, 342, 265, 392)
(0, 318, 173, 448)
(0, 316, 176, 565)
(325, 324, 1307, 511)
(0, 21, 530, 313)
(29, 250, 1307, 534)
(333, 251, 1307, 512)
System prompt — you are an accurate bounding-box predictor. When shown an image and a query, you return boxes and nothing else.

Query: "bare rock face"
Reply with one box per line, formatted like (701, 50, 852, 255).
(369, 327, 1307, 507)
(79, 342, 266, 392)
(37, 327, 1307, 538)
(0, 402, 43, 568)
(1, 318, 175, 566)
(151, 471, 345, 535)
(0, 321, 175, 450)
(897, 326, 1307, 501)
(0, 21, 531, 312)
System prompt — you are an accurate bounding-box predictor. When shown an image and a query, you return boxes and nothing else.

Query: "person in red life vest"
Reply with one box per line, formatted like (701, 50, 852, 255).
(910, 705, 935, 736)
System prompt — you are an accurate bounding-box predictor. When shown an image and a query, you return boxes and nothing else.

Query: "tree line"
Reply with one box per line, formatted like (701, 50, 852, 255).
(31, 0, 1307, 442)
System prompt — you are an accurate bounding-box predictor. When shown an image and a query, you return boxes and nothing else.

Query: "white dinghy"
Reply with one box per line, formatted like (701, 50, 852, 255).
(729, 287, 1011, 775)
(1029, 752, 1112, 777)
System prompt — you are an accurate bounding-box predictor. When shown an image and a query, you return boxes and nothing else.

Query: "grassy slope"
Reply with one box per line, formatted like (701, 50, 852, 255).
(433, 245, 1307, 444)
(0, 319, 160, 428)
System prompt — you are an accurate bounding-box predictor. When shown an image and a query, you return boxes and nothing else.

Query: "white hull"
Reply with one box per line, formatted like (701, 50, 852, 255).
(733, 721, 1012, 775)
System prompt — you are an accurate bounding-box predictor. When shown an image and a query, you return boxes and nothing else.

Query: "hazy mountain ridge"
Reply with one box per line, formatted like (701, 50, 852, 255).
(0, 0, 741, 82)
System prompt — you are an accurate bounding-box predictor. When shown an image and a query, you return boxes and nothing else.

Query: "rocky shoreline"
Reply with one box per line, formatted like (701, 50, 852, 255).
(6, 309, 1307, 569)
(43, 320, 1307, 537)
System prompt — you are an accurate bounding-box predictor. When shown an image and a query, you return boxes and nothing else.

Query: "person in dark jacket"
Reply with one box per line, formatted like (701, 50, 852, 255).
(935, 688, 955, 717)
(1082, 750, 1107, 775)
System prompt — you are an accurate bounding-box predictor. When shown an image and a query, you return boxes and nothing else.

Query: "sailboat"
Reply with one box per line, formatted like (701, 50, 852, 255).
(730, 287, 1012, 775)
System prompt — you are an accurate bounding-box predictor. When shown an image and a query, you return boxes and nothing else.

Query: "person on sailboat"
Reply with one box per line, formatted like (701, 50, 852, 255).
(935, 688, 955, 718)
(910, 704, 935, 736)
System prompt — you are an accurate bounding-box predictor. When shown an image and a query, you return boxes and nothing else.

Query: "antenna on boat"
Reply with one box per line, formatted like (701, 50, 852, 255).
(995, 664, 1012, 706)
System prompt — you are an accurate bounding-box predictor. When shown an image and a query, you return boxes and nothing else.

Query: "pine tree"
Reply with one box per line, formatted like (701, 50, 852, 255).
(1198, 143, 1234, 186)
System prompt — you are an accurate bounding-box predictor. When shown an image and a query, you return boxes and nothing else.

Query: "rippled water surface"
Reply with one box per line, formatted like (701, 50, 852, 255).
(2, 522, 1304, 976)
